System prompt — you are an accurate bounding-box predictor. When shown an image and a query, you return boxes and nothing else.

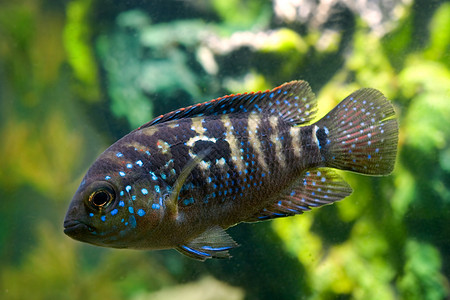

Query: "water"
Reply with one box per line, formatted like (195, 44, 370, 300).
(1, 0, 449, 299)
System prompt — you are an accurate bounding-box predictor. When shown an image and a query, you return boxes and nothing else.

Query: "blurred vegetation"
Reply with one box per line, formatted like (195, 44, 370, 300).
(0, 0, 449, 299)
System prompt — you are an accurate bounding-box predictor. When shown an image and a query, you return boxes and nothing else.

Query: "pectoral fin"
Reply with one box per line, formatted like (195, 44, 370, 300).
(166, 149, 211, 219)
(176, 226, 238, 261)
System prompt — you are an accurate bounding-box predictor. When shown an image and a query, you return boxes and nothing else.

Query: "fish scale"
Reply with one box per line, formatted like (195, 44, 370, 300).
(64, 80, 398, 261)
(180, 114, 304, 215)
(180, 116, 268, 209)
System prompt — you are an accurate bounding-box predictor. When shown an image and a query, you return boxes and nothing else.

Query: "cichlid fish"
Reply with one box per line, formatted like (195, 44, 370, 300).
(63, 80, 398, 260)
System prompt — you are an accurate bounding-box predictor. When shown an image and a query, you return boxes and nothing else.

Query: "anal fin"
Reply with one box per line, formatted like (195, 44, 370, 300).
(176, 226, 238, 261)
(245, 168, 352, 222)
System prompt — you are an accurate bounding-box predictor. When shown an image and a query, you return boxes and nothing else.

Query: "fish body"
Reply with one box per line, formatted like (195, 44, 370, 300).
(64, 81, 398, 260)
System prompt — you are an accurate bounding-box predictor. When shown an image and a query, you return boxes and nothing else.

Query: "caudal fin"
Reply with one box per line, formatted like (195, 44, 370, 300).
(315, 88, 398, 175)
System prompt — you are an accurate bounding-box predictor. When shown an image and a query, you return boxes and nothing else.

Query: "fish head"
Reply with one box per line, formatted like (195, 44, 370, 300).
(63, 154, 165, 248)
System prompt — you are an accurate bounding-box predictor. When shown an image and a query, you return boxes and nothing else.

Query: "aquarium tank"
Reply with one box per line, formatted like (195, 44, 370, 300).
(0, 0, 449, 299)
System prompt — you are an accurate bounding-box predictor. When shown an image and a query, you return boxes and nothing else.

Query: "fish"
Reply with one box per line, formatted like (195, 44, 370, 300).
(63, 80, 398, 261)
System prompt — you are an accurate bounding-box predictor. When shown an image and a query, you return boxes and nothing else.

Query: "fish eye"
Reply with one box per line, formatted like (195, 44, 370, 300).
(88, 184, 115, 210)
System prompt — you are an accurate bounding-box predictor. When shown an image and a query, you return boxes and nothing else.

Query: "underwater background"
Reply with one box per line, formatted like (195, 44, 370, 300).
(0, 0, 449, 299)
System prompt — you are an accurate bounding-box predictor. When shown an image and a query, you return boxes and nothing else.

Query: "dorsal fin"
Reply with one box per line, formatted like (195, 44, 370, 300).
(137, 80, 317, 130)
(244, 168, 352, 222)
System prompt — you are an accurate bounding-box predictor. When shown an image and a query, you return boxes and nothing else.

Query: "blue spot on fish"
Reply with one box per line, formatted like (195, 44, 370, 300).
(101, 215, 106, 222)
(136, 160, 143, 166)
(119, 201, 124, 207)
(105, 175, 111, 180)
(183, 198, 195, 206)
(119, 171, 126, 177)
(116, 152, 123, 158)
(150, 171, 158, 181)
(126, 185, 131, 192)
(111, 209, 118, 216)
(152, 203, 160, 210)
(141, 188, 148, 195)
(137, 209, 146, 217)
(128, 207, 134, 214)
(129, 215, 137, 228)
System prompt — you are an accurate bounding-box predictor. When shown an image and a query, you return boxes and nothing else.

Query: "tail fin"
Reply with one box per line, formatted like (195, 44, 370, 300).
(315, 88, 398, 175)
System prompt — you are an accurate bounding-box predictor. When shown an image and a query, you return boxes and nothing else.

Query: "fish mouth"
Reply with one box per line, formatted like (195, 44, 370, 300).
(63, 220, 95, 237)
(63, 219, 121, 248)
